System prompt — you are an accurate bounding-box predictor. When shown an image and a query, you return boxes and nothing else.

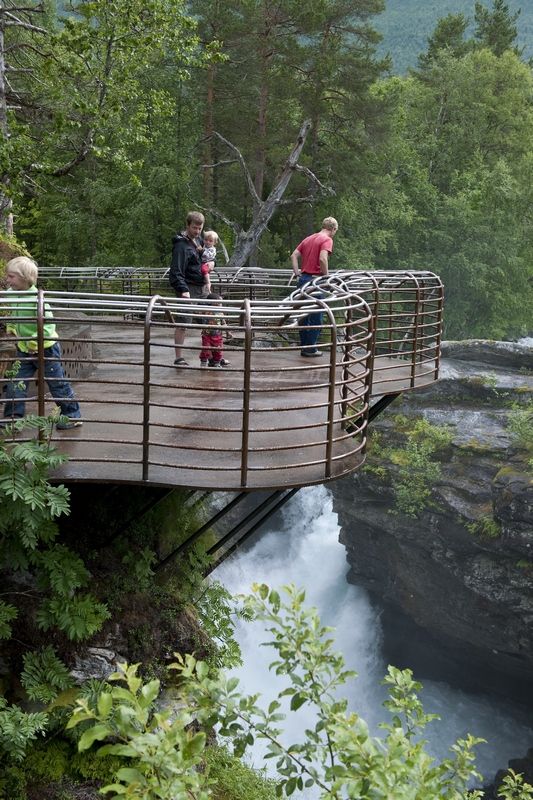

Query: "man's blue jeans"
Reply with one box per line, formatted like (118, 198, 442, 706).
(297, 273, 323, 352)
(3, 342, 81, 420)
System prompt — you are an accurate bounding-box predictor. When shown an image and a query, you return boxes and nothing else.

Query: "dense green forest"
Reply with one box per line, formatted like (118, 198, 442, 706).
(376, 0, 533, 73)
(1, 0, 532, 339)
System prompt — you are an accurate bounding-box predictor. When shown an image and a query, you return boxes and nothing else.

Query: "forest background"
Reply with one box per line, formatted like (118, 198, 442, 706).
(1, 0, 533, 339)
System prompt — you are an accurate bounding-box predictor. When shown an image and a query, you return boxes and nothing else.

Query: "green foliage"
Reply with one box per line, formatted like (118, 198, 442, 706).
(499, 769, 533, 800)
(9, 0, 209, 266)
(374, 0, 530, 74)
(0, 698, 48, 762)
(474, 0, 521, 56)
(366, 417, 454, 517)
(21, 646, 75, 704)
(466, 515, 502, 539)
(67, 662, 210, 800)
(0, 737, 125, 799)
(364, 45, 533, 339)
(21, 739, 71, 783)
(121, 548, 156, 594)
(0, 418, 69, 559)
(508, 402, 533, 457)
(36, 594, 110, 641)
(173, 584, 489, 799)
(0, 416, 109, 762)
(204, 745, 277, 800)
(0, 600, 18, 639)
(195, 581, 252, 669)
(67, 583, 533, 799)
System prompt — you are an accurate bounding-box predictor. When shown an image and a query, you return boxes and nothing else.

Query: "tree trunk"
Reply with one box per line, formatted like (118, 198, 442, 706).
(203, 63, 216, 206)
(0, 5, 13, 236)
(227, 119, 312, 269)
(251, 7, 271, 264)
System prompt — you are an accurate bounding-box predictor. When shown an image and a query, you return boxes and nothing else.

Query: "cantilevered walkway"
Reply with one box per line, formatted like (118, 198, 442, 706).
(0, 268, 443, 490)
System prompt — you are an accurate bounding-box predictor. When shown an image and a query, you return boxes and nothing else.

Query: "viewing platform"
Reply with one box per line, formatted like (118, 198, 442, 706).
(0, 269, 443, 490)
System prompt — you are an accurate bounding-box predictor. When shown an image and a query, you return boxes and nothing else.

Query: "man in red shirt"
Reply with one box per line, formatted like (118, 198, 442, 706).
(290, 216, 338, 356)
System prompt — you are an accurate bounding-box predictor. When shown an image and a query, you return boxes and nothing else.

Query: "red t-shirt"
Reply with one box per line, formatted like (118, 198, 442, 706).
(297, 231, 333, 275)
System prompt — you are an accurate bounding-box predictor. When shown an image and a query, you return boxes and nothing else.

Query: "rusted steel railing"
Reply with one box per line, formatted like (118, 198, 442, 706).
(0, 269, 443, 490)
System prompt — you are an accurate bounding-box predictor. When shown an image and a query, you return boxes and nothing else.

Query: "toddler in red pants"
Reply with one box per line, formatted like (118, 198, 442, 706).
(199, 293, 231, 368)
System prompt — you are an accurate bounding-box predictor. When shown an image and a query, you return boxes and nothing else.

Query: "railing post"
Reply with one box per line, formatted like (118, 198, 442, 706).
(240, 299, 252, 488)
(36, 290, 46, 441)
(410, 275, 421, 388)
(326, 315, 337, 479)
(434, 280, 444, 381)
(142, 295, 158, 481)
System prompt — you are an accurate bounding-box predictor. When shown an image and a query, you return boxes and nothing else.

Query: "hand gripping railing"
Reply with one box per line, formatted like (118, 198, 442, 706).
(0, 269, 442, 490)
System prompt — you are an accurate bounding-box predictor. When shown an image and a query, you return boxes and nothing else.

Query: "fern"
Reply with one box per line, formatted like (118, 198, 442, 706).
(0, 601, 18, 639)
(0, 699, 48, 761)
(21, 646, 74, 704)
(37, 595, 110, 641)
(37, 544, 90, 596)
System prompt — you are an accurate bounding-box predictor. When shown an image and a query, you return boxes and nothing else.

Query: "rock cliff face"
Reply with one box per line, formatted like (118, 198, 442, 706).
(331, 340, 533, 701)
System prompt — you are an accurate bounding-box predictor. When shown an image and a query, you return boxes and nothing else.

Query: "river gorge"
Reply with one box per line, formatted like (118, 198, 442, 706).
(218, 339, 533, 795)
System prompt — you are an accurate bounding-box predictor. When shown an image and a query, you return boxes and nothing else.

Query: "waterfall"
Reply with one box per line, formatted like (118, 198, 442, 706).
(216, 484, 533, 790)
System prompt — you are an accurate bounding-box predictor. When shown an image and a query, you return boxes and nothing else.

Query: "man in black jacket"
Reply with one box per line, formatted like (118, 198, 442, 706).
(169, 210, 205, 366)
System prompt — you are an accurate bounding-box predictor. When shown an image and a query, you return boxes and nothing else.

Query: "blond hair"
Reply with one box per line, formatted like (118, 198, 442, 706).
(322, 217, 338, 232)
(203, 230, 219, 245)
(6, 256, 38, 287)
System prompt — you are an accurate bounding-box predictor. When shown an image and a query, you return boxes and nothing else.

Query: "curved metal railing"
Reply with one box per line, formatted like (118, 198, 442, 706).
(0, 269, 443, 490)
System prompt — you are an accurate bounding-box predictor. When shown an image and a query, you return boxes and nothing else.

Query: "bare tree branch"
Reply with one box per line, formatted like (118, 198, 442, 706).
(4, 42, 49, 58)
(227, 118, 313, 269)
(4, 12, 46, 33)
(47, 134, 94, 177)
(200, 158, 238, 170)
(294, 164, 335, 196)
(209, 130, 262, 209)
(0, 5, 44, 14)
(277, 196, 319, 206)
(194, 119, 331, 269)
(194, 202, 242, 236)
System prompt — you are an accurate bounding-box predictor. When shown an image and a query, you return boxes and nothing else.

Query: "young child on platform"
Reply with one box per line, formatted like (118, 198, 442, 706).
(199, 292, 231, 368)
(200, 230, 218, 295)
(1, 256, 82, 429)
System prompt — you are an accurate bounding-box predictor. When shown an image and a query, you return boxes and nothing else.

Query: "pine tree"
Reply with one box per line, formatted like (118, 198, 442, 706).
(417, 13, 471, 72)
(474, 0, 521, 57)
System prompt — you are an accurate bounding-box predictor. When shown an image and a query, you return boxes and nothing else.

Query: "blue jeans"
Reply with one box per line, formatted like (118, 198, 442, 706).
(298, 273, 323, 352)
(3, 342, 81, 420)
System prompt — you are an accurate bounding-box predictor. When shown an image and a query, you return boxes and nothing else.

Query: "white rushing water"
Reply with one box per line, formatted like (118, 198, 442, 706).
(216, 484, 533, 791)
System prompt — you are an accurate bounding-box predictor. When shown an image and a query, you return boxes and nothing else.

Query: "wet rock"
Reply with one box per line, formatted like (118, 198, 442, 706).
(331, 339, 533, 700)
(441, 339, 533, 370)
(70, 646, 126, 683)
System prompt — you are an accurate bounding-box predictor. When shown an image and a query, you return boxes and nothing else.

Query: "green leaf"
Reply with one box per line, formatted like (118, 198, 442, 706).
(97, 692, 113, 718)
(0, 602, 18, 639)
(290, 693, 306, 711)
(139, 679, 160, 708)
(115, 767, 146, 785)
(78, 723, 113, 751)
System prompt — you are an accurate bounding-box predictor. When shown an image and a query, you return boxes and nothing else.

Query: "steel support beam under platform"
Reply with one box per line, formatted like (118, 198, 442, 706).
(153, 393, 400, 575)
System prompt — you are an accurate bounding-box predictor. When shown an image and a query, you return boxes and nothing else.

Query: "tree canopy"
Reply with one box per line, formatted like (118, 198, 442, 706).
(1, 0, 532, 337)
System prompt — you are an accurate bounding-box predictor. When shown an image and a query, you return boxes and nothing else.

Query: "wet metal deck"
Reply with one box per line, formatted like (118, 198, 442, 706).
(30, 325, 438, 490)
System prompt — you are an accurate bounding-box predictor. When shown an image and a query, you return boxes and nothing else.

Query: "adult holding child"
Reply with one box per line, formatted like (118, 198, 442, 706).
(290, 216, 338, 357)
(169, 210, 207, 367)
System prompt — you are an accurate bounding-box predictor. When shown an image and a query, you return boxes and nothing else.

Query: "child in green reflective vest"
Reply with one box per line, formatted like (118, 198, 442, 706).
(1, 257, 82, 429)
